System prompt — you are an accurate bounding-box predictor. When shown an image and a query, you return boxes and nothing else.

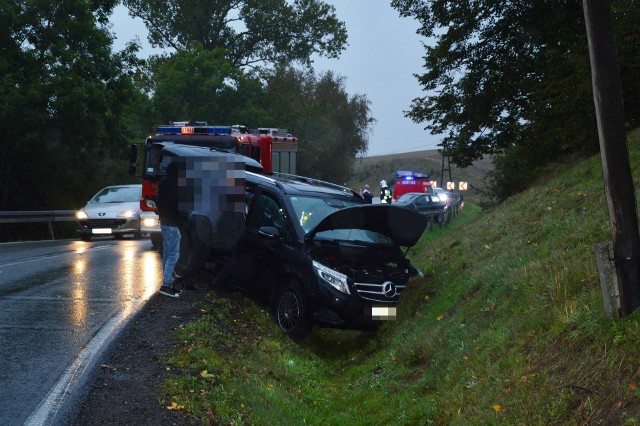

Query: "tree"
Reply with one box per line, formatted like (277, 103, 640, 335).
(148, 44, 274, 125)
(151, 46, 241, 122)
(122, 0, 347, 68)
(0, 0, 141, 211)
(392, 0, 640, 200)
(262, 67, 374, 184)
(149, 60, 373, 185)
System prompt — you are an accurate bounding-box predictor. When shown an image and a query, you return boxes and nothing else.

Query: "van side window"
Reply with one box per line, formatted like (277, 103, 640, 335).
(249, 192, 292, 242)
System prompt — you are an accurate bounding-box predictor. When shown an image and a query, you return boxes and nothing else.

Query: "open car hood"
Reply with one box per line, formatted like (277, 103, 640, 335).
(307, 205, 428, 247)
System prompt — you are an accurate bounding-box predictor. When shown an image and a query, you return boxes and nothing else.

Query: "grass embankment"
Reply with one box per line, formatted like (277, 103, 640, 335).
(161, 131, 640, 425)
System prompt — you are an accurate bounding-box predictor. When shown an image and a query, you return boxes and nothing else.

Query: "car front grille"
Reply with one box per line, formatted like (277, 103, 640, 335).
(354, 281, 405, 303)
(79, 219, 127, 229)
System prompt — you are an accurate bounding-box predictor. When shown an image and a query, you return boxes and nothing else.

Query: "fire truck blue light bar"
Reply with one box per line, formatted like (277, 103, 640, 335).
(156, 126, 233, 135)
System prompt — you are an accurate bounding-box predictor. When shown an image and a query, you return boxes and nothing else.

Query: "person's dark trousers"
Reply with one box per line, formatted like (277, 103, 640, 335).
(182, 214, 212, 288)
(212, 250, 236, 286)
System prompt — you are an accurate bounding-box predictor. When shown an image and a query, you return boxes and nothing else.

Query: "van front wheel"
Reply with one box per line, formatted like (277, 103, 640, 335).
(275, 283, 312, 341)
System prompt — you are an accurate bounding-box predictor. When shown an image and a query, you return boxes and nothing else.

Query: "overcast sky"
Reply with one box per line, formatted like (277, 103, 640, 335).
(109, 1, 440, 157)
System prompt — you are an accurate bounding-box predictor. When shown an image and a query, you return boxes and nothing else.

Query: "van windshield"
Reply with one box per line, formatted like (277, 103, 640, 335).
(289, 195, 394, 244)
(312, 228, 394, 245)
(288, 196, 361, 234)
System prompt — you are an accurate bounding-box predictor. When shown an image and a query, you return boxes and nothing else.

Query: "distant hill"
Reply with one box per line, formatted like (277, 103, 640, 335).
(346, 149, 494, 205)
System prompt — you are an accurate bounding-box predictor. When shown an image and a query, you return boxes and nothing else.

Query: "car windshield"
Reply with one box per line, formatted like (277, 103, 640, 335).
(289, 195, 394, 244)
(90, 186, 141, 203)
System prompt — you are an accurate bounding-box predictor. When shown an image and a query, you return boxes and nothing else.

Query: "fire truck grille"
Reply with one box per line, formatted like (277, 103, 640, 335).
(80, 219, 127, 228)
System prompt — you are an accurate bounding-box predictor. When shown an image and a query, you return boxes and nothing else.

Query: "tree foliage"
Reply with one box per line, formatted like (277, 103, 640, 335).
(122, 0, 366, 184)
(0, 0, 140, 211)
(392, 0, 640, 200)
(147, 53, 373, 185)
(150, 46, 250, 122)
(122, 0, 347, 68)
(262, 67, 374, 184)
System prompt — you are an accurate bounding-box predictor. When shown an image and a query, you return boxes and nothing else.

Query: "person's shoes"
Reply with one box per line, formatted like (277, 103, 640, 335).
(172, 271, 184, 287)
(173, 287, 182, 295)
(158, 285, 180, 298)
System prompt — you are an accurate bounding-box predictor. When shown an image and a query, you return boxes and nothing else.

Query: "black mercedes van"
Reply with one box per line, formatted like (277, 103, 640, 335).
(229, 172, 428, 340)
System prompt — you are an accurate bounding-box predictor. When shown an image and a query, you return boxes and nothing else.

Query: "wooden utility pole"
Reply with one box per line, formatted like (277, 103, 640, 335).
(583, 0, 640, 315)
(440, 154, 452, 190)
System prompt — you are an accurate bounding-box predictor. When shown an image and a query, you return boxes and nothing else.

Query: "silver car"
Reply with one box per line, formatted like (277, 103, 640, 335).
(76, 184, 143, 241)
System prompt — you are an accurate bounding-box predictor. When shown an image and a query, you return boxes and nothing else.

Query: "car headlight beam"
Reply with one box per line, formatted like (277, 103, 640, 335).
(142, 218, 158, 227)
(118, 209, 138, 218)
(312, 260, 350, 294)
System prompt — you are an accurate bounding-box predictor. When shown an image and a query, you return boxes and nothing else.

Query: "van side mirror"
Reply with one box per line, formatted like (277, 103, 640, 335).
(128, 144, 138, 175)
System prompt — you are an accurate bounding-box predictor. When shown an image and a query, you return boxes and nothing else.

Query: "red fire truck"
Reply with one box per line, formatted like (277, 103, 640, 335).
(129, 121, 297, 210)
(128, 122, 298, 246)
(232, 126, 298, 175)
(392, 170, 433, 202)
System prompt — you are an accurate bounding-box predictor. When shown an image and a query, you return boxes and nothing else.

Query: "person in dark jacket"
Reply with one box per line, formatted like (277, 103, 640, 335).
(157, 161, 182, 298)
(361, 184, 373, 204)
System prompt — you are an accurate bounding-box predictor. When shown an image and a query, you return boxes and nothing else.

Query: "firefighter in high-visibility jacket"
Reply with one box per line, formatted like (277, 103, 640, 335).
(380, 180, 392, 204)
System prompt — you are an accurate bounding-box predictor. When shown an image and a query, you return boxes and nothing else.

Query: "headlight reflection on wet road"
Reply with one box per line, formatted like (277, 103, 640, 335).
(70, 248, 89, 328)
(119, 243, 136, 302)
(64, 241, 162, 327)
(142, 250, 161, 299)
(117, 242, 161, 303)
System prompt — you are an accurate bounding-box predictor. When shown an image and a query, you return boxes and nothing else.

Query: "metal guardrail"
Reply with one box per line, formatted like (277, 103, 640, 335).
(1, 193, 465, 240)
(0, 210, 76, 240)
(423, 192, 464, 230)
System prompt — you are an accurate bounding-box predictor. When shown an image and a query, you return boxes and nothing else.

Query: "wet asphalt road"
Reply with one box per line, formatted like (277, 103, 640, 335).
(0, 238, 160, 425)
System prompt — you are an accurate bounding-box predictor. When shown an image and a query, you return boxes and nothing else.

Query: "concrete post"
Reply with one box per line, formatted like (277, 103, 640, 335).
(595, 241, 621, 319)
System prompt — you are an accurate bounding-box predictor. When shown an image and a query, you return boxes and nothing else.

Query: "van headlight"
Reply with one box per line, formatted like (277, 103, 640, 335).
(312, 260, 350, 294)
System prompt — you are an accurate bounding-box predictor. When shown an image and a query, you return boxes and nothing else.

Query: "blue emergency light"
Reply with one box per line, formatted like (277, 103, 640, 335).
(156, 125, 233, 135)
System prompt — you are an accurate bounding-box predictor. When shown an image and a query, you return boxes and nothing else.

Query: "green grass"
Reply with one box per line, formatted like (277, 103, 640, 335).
(160, 130, 640, 425)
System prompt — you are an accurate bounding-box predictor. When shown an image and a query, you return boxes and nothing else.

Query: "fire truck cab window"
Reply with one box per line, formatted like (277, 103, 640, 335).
(145, 145, 166, 174)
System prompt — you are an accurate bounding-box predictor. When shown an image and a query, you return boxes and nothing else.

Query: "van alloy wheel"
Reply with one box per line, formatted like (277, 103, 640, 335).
(275, 284, 312, 340)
